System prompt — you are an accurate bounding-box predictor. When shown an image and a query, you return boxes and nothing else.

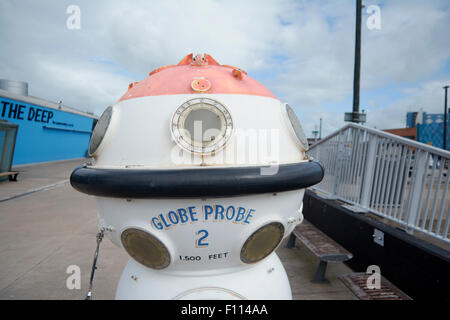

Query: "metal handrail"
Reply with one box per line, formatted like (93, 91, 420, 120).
(308, 123, 449, 243)
(309, 123, 450, 158)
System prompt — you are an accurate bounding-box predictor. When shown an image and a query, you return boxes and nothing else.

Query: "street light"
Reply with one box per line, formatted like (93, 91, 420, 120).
(345, 0, 367, 124)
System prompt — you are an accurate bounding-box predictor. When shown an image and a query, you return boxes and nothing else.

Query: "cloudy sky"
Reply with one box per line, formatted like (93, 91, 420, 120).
(1, 0, 449, 137)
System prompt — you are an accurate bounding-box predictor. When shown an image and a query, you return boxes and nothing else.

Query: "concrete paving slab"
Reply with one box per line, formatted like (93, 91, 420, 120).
(0, 184, 128, 300)
(0, 159, 87, 201)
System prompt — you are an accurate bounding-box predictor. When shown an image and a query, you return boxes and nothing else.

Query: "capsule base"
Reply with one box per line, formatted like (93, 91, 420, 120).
(115, 253, 292, 300)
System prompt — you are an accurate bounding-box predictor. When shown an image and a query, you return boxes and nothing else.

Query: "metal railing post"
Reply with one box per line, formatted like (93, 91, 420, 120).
(360, 135, 377, 209)
(405, 150, 429, 232)
(333, 130, 346, 196)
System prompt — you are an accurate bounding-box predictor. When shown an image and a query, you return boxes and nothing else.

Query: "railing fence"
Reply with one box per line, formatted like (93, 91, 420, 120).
(308, 123, 449, 243)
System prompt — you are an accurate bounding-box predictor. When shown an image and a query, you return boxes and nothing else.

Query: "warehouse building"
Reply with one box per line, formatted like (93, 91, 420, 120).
(407, 111, 450, 150)
(0, 80, 98, 166)
(384, 110, 449, 151)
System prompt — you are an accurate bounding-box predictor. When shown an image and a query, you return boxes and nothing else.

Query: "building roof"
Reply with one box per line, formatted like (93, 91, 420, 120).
(0, 89, 98, 119)
(383, 127, 417, 140)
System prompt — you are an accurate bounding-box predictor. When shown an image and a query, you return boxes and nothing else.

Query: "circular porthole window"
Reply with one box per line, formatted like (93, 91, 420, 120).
(88, 106, 113, 156)
(240, 222, 285, 264)
(121, 228, 171, 270)
(170, 98, 233, 154)
(284, 104, 309, 151)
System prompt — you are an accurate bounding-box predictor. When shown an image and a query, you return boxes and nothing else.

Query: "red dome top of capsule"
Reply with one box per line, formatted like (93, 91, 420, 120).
(118, 53, 277, 102)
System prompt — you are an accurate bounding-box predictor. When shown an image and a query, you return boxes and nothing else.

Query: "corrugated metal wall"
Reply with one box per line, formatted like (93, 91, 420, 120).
(407, 112, 450, 151)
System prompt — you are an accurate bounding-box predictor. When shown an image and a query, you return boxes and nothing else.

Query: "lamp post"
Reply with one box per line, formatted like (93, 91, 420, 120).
(345, 0, 367, 124)
(444, 85, 449, 151)
(353, 0, 362, 120)
(319, 118, 323, 139)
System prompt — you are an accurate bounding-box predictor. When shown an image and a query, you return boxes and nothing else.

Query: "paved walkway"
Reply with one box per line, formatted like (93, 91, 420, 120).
(0, 159, 86, 202)
(0, 159, 356, 300)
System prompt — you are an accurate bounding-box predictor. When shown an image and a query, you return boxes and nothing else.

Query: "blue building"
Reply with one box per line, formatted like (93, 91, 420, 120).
(406, 112, 418, 129)
(406, 111, 450, 151)
(0, 87, 97, 165)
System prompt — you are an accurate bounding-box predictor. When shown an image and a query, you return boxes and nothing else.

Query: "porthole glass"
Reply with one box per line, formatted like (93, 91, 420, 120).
(121, 228, 171, 270)
(285, 104, 308, 151)
(240, 222, 285, 264)
(88, 106, 112, 156)
(184, 108, 222, 144)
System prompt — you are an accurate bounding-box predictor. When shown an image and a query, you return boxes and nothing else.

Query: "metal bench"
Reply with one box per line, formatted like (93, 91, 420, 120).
(286, 219, 353, 283)
(339, 273, 412, 300)
(0, 171, 19, 181)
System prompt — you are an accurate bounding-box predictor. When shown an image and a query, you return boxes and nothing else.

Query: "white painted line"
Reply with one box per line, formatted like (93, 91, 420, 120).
(0, 180, 69, 203)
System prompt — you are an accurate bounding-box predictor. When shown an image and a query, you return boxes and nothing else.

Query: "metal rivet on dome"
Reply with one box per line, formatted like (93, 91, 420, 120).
(128, 81, 138, 90)
(232, 68, 243, 80)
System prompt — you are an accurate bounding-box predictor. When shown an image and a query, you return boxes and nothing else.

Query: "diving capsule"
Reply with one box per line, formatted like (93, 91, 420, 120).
(70, 53, 324, 300)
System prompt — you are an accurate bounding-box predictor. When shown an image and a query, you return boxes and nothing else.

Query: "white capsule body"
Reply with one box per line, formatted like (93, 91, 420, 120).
(91, 93, 308, 299)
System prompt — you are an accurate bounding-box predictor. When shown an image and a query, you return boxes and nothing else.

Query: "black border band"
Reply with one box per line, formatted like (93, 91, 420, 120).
(70, 161, 324, 199)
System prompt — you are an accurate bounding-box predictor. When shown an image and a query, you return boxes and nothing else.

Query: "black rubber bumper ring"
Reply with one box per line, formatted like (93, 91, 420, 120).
(70, 161, 324, 199)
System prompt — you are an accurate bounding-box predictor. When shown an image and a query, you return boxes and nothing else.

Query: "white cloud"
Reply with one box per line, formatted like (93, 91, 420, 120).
(367, 78, 450, 130)
(362, 0, 450, 87)
(0, 0, 449, 139)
